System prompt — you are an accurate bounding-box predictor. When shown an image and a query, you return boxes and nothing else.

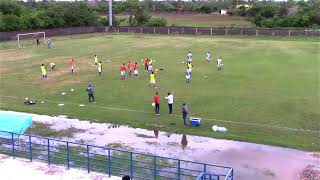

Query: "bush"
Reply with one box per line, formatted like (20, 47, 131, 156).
(145, 16, 167, 27)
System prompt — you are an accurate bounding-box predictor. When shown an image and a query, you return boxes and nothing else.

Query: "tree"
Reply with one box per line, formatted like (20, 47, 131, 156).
(120, 0, 150, 26)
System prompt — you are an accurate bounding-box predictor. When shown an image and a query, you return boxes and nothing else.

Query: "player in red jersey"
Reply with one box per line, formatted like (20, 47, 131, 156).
(133, 62, 139, 78)
(128, 60, 132, 77)
(120, 63, 126, 80)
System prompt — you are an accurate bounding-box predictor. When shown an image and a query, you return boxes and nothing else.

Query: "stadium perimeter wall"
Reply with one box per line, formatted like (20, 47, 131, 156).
(1, 26, 319, 41)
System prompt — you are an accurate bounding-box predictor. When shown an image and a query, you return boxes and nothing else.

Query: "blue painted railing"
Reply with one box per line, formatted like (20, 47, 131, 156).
(0, 130, 234, 180)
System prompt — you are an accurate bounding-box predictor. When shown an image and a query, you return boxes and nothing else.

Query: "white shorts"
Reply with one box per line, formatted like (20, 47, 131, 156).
(134, 70, 138, 75)
(42, 72, 46, 76)
(71, 66, 74, 70)
(150, 79, 155, 84)
(121, 71, 125, 76)
(98, 67, 102, 72)
(218, 64, 223, 68)
(185, 75, 191, 79)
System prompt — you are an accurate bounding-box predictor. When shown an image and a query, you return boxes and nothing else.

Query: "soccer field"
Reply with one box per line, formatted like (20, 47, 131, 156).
(0, 34, 319, 151)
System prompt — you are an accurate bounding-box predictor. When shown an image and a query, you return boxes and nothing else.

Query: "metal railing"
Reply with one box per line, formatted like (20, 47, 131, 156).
(1, 26, 319, 41)
(0, 130, 234, 180)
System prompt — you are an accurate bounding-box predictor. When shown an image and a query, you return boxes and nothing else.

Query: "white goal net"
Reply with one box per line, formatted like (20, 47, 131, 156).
(17, 32, 46, 48)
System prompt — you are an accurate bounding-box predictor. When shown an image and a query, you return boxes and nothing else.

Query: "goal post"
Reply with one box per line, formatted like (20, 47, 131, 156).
(17, 32, 46, 48)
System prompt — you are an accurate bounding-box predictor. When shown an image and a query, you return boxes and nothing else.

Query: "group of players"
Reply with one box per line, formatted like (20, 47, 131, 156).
(40, 51, 224, 88)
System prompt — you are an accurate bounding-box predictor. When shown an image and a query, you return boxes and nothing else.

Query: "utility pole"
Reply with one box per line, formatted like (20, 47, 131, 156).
(109, 0, 112, 26)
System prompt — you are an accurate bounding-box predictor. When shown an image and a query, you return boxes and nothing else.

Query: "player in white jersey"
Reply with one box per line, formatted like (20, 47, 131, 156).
(206, 52, 212, 62)
(216, 57, 223, 71)
(187, 51, 192, 62)
(185, 67, 192, 83)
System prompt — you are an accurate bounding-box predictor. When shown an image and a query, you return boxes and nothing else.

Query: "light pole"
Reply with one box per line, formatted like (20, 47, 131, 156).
(109, 0, 112, 26)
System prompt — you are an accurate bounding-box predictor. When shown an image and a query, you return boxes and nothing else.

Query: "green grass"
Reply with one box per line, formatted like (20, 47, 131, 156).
(0, 33, 319, 151)
(115, 13, 254, 28)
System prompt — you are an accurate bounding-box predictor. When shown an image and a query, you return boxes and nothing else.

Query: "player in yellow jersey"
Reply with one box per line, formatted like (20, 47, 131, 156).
(94, 54, 98, 67)
(98, 61, 103, 76)
(41, 64, 47, 79)
(149, 71, 156, 88)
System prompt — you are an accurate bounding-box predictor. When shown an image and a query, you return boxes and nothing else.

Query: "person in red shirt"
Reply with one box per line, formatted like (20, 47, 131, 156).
(69, 58, 75, 74)
(133, 62, 139, 78)
(120, 63, 126, 80)
(128, 60, 132, 77)
(144, 58, 149, 71)
(154, 91, 160, 115)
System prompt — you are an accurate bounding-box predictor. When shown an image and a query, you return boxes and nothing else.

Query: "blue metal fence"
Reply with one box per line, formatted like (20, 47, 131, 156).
(0, 130, 234, 180)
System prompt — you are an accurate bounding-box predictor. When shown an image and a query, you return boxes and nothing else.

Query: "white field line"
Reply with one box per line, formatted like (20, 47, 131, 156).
(1, 95, 319, 133)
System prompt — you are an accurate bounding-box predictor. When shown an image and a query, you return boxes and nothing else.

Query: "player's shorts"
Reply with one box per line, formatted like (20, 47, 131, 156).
(134, 70, 138, 75)
(121, 71, 125, 76)
(42, 72, 46, 76)
(71, 66, 74, 70)
(185, 75, 191, 79)
(150, 79, 155, 84)
(98, 67, 102, 72)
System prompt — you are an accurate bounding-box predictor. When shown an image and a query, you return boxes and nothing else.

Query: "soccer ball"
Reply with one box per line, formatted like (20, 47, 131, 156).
(152, 103, 155, 107)
(70, 89, 74, 92)
(182, 61, 185, 64)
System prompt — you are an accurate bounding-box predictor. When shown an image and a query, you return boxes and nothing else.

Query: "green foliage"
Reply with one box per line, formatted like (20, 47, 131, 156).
(120, 0, 150, 26)
(0, 0, 101, 31)
(145, 16, 167, 27)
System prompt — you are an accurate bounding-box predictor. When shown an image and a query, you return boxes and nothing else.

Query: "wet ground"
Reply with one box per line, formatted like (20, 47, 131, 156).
(1, 111, 319, 180)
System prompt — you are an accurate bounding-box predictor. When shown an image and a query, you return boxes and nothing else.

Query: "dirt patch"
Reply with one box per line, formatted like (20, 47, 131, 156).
(60, 80, 81, 85)
(135, 133, 155, 139)
(0, 50, 34, 62)
(0, 67, 14, 73)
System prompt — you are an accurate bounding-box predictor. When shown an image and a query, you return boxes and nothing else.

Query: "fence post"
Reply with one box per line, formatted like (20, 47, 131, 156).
(11, 133, 15, 158)
(182, 27, 184, 35)
(241, 29, 243, 36)
(128, 27, 129, 33)
(288, 29, 291, 37)
(272, 31, 274, 36)
(108, 149, 111, 177)
(153, 156, 157, 180)
(168, 28, 170, 35)
(86, 145, 90, 173)
(196, 28, 198, 36)
(178, 160, 181, 180)
(211, 28, 213, 36)
(130, 152, 133, 178)
(29, 136, 32, 161)
(204, 164, 207, 172)
(154, 27, 156, 34)
(66, 142, 70, 169)
(256, 29, 258, 36)
(140, 27, 142, 35)
(47, 139, 50, 165)
(225, 28, 228, 36)
(231, 168, 234, 180)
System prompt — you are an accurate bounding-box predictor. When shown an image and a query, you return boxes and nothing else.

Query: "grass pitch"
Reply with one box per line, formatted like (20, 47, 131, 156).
(0, 34, 319, 151)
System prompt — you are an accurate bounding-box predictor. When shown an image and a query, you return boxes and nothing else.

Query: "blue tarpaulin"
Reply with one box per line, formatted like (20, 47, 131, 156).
(0, 111, 32, 138)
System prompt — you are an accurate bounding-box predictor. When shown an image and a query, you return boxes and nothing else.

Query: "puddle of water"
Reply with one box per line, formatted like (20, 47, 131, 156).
(2, 110, 317, 180)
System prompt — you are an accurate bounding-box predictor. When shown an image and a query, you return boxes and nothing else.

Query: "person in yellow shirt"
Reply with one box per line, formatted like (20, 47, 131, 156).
(187, 62, 193, 71)
(41, 64, 47, 79)
(94, 54, 98, 67)
(98, 61, 103, 76)
(149, 71, 156, 88)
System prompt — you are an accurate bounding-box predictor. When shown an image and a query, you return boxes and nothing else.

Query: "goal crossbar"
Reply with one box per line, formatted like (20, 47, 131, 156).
(17, 32, 46, 48)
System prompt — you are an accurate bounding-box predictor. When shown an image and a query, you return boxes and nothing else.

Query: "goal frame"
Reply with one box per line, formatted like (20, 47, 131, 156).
(17, 32, 46, 48)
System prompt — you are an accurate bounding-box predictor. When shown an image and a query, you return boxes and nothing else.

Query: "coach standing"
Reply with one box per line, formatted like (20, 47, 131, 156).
(165, 92, 174, 114)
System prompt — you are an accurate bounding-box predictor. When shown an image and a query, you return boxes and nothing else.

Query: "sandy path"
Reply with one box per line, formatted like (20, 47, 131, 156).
(0, 154, 121, 180)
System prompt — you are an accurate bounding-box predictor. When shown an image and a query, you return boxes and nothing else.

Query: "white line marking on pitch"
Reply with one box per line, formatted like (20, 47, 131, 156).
(2, 95, 319, 133)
